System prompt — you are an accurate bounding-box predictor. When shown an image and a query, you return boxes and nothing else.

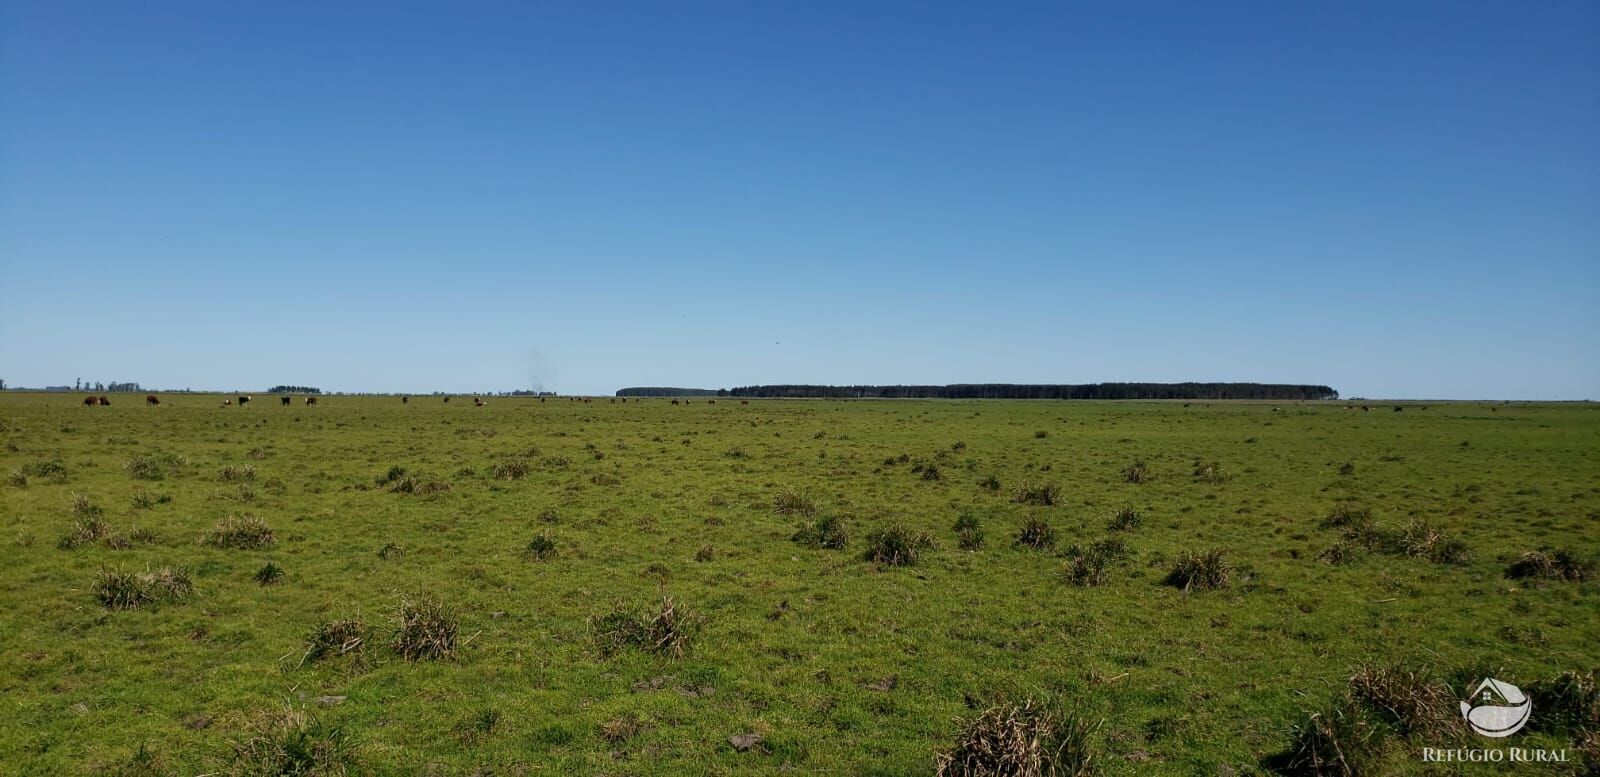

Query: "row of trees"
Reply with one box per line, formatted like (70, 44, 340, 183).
(615, 387, 722, 397)
(267, 385, 323, 394)
(75, 379, 142, 392)
(714, 383, 1339, 400)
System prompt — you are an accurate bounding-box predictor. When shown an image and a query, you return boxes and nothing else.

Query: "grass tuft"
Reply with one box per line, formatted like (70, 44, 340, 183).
(525, 531, 557, 561)
(592, 595, 700, 658)
(792, 515, 850, 550)
(1106, 507, 1141, 532)
(935, 699, 1098, 777)
(862, 524, 934, 566)
(773, 489, 817, 517)
(301, 618, 370, 667)
(1506, 548, 1593, 582)
(392, 597, 458, 661)
(953, 512, 984, 550)
(1012, 482, 1059, 506)
(1014, 517, 1056, 550)
(204, 515, 276, 549)
(227, 707, 357, 776)
(1062, 538, 1130, 587)
(1164, 549, 1231, 591)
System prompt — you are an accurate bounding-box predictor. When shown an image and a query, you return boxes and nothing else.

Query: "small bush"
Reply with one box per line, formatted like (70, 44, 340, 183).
(392, 597, 458, 661)
(935, 699, 1098, 777)
(205, 515, 276, 549)
(124, 456, 168, 481)
(227, 707, 357, 776)
(301, 618, 370, 667)
(491, 458, 529, 480)
(793, 515, 850, 550)
(59, 514, 110, 549)
(921, 464, 943, 481)
(773, 489, 817, 517)
(592, 595, 700, 658)
(1014, 517, 1056, 550)
(525, 531, 557, 561)
(254, 562, 285, 586)
(862, 524, 934, 566)
(1507, 548, 1593, 582)
(953, 513, 984, 550)
(1012, 482, 1059, 506)
(1106, 508, 1141, 532)
(1062, 538, 1130, 587)
(1122, 459, 1147, 484)
(1164, 549, 1231, 591)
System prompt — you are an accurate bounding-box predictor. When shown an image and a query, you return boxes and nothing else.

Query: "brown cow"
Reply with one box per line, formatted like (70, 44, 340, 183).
(305, 396, 317, 405)
(707, 399, 716, 405)
(401, 396, 409, 404)
(281, 396, 291, 406)
(740, 400, 748, 405)
(444, 396, 451, 403)
(539, 396, 546, 403)
(474, 397, 485, 407)
(98, 396, 110, 406)
(83, 395, 98, 406)
(670, 399, 679, 405)
(146, 394, 160, 406)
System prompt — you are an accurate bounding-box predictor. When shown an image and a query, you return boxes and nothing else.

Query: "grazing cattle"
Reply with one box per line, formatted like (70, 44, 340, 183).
(708, 399, 716, 405)
(1393, 406, 1403, 412)
(305, 396, 317, 405)
(443, 396, 451, 403)
(473, 397, 485, 407)
(670, 399, 679, 406)
(401, 396, 409, 404)
(83, 395, 98, 407)
(223, 399, 232, 406)
(146, 394, 160, 406)
(539, 397, 546, 403)
(281, 396, 291, 406)
(740, 400, 748, 405)
(237, 396, 251, 407)
(98, 396, 110, 406)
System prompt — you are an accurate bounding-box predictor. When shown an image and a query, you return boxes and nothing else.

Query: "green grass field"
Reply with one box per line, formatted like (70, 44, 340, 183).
(2, 393, 1596, 774)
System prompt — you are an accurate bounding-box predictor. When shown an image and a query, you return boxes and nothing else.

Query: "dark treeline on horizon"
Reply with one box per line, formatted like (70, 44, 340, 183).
(618, 383, 1339, 400)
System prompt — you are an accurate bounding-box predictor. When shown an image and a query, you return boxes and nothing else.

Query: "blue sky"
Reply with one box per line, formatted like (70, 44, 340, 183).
(1, 1, 1595, 398)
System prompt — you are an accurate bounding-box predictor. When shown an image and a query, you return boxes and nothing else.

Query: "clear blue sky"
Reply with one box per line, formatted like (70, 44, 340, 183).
(2, 1, 1595, 398)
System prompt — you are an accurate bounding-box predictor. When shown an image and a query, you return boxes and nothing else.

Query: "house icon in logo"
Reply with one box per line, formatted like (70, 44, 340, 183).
(1460, 678, 1531, 737)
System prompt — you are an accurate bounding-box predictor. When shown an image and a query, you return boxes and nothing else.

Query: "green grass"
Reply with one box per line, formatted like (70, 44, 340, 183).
(1, 393, 1597, 773)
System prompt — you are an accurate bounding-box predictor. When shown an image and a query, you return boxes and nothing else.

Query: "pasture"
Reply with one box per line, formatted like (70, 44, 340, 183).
(1, 393, 1596, 774)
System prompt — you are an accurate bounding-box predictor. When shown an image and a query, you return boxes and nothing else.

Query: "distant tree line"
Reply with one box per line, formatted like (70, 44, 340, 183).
(616, 387, 723, 397)
(267, 385, 323, 394)
(712, 383, 1338, 400)
(73, 379, 143, 392)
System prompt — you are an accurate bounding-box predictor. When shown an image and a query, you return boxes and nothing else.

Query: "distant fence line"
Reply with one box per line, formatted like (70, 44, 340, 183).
(618, 383, 1339, 400)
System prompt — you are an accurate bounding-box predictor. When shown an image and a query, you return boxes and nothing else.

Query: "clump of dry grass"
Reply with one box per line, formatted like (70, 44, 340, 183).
(1396, 519, 1469, 564)
(1164, 549, 1231, 591)
(204, 514, 276, 549)
(592, 595, 700, 659)
(953, 513, 984, 550)
(300, 618, 370, 667)
(1347, 665, 1455, 739)
(93, 566, 193, 610)
(792, 515, 849, 550)
(490, 458, 530, 480)
(1122, 459, 1148, 484)
(935, 699, 1098, 777)
(1106, 508, 1141, 532)
(387, 474, 450, 495)
(1317, 541, 1365, 566)
(978, 474, 1002, 492)
(392, 597, 458, 661)
(1191, 460, 1228, 484)
(1528, 670, 1599, 735)
(59, 512, 111, 550)
(1062, 538, 1130, 587)
(1012, 482, 1059, 506)
(1507, 548, 1593, 582)
(599, 714, 645, 744)
(218, 464, 256, 482)
(227, 706, 357, 775)
(1014, 517, 1056, 551)
(862, 524, 934, 566)
(1275, 702, 1382, 777)
(773, 489, 817, 517)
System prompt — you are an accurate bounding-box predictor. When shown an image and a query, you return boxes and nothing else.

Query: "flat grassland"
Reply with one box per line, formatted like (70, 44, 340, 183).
(1, 393, 1596, 774)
